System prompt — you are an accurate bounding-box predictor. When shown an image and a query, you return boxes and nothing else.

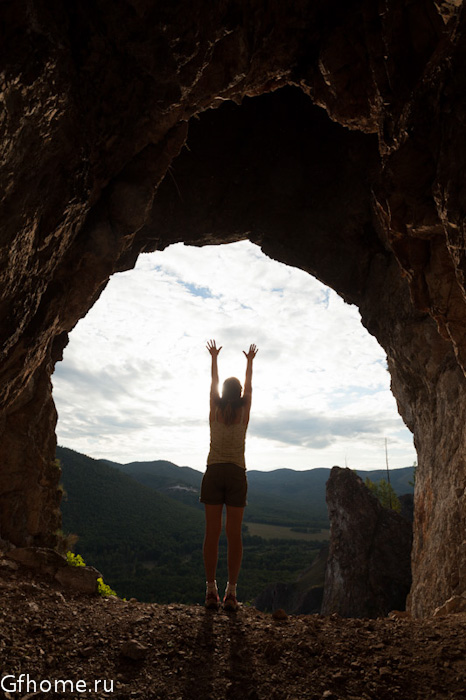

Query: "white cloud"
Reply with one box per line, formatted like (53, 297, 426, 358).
(52, 241, 416, 471)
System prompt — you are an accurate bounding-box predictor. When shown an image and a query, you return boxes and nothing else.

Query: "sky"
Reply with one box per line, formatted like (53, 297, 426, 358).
(52, 240, 417, 472)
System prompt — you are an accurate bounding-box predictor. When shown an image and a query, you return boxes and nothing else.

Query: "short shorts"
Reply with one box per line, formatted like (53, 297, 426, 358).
(200, 462, 248, 508)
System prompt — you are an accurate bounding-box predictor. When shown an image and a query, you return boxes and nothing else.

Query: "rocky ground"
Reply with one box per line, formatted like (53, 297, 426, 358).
(1, 554, 465, 700)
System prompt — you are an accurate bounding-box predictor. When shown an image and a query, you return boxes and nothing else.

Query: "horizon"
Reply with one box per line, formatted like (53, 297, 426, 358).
(57, 443, 415, 476)
(52, 241, 417, 472)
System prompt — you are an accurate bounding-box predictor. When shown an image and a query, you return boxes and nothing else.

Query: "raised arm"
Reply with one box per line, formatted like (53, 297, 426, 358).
(243, 344, 258, 408)
(206, 339, 222, 414)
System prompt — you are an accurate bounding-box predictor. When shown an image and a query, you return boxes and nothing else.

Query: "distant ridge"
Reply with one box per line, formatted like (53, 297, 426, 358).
(113, 459, 413, 525)
(60, 446, 414, 527)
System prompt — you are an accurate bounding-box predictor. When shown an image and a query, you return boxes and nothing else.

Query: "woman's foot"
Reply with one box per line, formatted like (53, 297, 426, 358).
(205, 590, 220, 610)
(223, 593, 239, 612)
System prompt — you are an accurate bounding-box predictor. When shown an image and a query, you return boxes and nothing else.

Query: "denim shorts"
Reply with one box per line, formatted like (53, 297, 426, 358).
(200, 462, 248, 507)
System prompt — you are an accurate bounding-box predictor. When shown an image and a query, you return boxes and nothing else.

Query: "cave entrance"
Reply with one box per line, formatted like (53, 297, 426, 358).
(51, 231, 415, 606)
(3, 84, 426, 603)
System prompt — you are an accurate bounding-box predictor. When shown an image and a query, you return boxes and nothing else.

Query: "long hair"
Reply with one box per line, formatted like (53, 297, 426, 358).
(216, 377, 245, 425)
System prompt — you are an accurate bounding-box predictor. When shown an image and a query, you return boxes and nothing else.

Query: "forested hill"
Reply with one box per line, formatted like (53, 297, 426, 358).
(100, 453, 415, 526)
(57, 446, 205, 602)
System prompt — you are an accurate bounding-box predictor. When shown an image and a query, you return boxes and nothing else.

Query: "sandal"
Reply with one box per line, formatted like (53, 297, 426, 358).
(205, 591, 220, 610)
(223, 593, 239, 612)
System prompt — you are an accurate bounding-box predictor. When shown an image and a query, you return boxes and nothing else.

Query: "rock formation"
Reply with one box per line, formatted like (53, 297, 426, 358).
(1, 0, 466, 615)
(6, 546, 102, 594)
(321, 467, 412, 618)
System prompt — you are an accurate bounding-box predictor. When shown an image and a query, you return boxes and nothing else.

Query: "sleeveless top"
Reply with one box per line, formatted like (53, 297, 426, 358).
(207, 408, 248, 469)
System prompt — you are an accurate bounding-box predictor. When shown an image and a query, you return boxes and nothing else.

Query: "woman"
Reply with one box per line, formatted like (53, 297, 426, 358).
(200, 339, 258, 611)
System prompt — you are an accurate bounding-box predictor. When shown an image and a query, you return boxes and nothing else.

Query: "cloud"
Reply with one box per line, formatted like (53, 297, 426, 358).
(52, 240, 416, 470)
(249, 409, 403, 449)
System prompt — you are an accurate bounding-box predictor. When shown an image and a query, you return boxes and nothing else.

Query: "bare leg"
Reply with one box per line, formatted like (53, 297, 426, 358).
(203, 504, 223, 582)
(225, 505, 245, 585)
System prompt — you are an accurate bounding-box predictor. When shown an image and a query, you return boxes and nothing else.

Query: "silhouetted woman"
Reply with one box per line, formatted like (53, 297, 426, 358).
(200, 339, 258, 611)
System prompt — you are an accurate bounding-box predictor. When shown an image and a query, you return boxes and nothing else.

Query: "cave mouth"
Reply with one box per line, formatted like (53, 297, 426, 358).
(52, 238, 415, 472)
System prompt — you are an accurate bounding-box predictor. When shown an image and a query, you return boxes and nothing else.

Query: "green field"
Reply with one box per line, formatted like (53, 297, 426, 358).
(246, 523, 330, 541)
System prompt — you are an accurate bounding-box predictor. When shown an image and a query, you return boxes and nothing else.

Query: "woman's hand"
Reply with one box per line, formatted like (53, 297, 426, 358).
(243, 344, 258, 360)
(207, 339, 222, 357)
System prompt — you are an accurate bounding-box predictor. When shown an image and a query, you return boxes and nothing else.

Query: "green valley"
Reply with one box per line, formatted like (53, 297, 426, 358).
(57, 447, 414, 606)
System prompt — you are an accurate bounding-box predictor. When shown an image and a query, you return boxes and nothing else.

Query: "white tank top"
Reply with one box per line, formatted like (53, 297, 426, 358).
(207, 408, 248, 469)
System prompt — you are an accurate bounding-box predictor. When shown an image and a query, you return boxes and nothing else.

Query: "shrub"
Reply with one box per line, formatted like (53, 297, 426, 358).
(97, 577, 117, 597)
(66, 551, 86, 567)
(365, 477, 401, 513)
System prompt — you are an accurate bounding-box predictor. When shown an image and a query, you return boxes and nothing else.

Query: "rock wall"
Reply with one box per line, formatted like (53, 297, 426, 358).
(321, 467, 412, 618)
(1, 0, 466, 614)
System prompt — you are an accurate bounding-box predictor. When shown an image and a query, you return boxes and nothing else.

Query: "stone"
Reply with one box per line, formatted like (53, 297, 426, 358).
(5, 545, 101, 593)
(0, 558, 18, 571)
(6, 547, 68, 575)
(54, 565, 101, 595)
(272, 609, 288, 621)
(388, 610, 411, 619)
(321, 468, 412, 618)
(120, 639, 148, 661)
(433, 595, 466, 617)
(0, 538, 13, 553)
(78, 646, 95, 658)
(379, 667, 391, 677)
(0, 0, 466, 618)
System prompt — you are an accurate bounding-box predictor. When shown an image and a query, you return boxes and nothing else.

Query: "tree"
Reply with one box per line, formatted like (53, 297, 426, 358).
(365, 477, 401, 513)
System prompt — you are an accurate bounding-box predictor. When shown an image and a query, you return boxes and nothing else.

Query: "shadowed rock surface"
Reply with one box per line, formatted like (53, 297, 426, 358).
(322, 467, 412, 618)
(1, 0, 466, 616)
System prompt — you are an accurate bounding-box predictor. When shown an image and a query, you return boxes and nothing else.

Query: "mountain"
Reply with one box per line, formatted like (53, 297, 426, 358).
(105, 457, 415, 527)
(106, 458, 203, 509)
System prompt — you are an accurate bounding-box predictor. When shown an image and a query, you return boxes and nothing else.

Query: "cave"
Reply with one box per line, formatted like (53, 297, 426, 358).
(1, 0, 466, 618)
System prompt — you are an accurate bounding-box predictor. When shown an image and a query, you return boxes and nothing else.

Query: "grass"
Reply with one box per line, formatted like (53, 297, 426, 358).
(245, 523, 330, 541)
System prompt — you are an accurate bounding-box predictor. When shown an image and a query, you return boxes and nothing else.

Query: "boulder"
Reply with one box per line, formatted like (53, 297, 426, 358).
(7, 546, 101, 594)
(54, 565, 101, 595)
(433, 595, 466, 617)
(7, 547, 68, 576)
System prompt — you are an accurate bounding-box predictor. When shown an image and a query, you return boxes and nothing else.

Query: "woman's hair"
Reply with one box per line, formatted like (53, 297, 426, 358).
(216, 377, 245, 425)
